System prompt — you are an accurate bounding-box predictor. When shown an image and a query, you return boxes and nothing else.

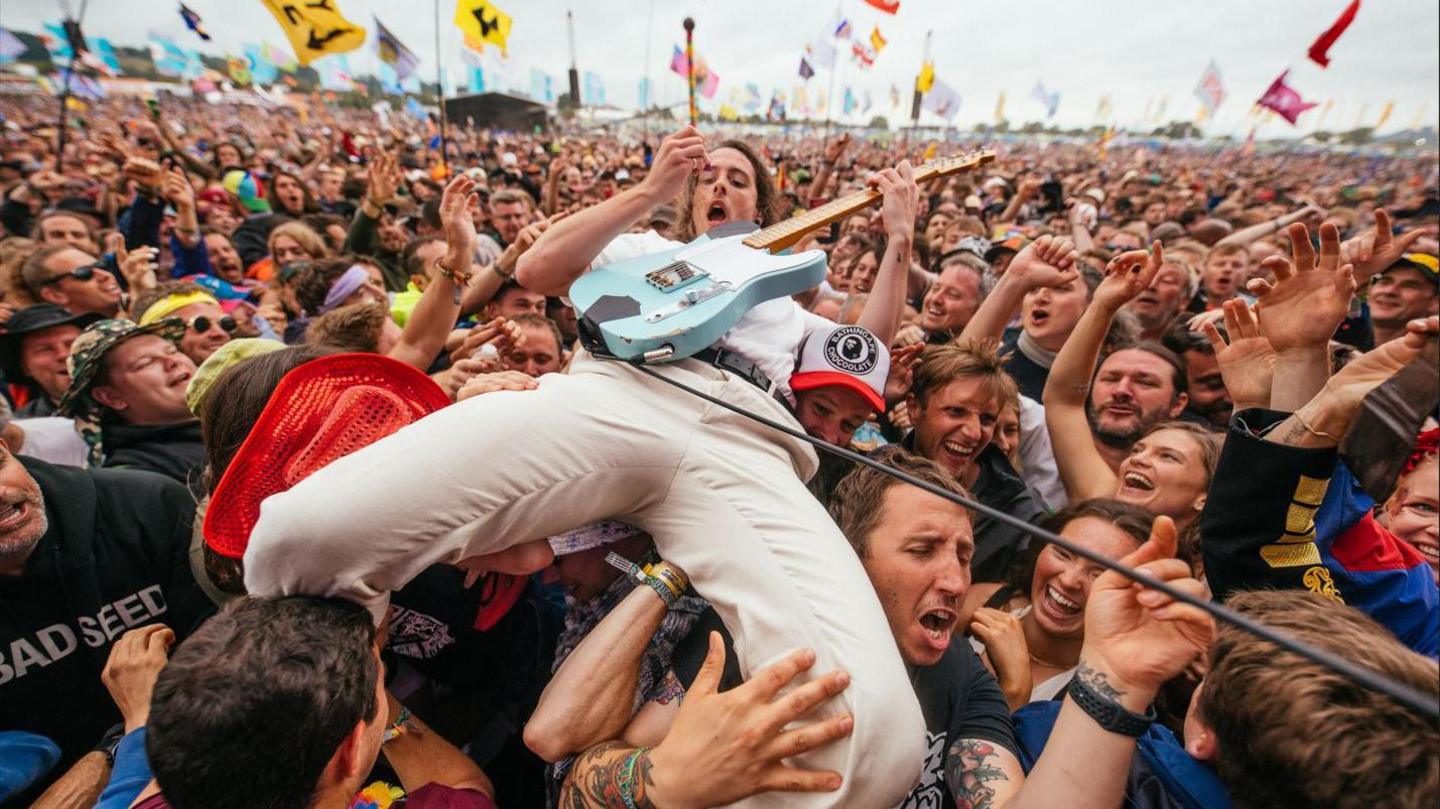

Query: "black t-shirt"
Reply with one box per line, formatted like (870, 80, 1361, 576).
(899, 640, 1019, 809)
(999, 331, 1050, 403)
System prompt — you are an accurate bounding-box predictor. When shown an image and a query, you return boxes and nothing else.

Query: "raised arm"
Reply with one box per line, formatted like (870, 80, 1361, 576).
(959, 235, 1079, 346)
(1043, 246, 1163, 501)
(1340, 209, 1439, 287)
(524, 561, 683, 763)
(808, 134, 850, 205)
(387, 175, 474, 371)
(1214, 202, 1323, 248)
(1250, 222, 1356, 412)
(519, 126, 706, 297)
(855, 161, 917, 346)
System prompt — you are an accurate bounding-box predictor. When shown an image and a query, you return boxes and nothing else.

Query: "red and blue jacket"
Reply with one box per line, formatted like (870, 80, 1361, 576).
(1201, 409, 1439, 657)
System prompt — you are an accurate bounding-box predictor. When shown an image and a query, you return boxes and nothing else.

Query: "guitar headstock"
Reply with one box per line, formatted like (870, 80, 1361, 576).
(913, 149, 997, 184)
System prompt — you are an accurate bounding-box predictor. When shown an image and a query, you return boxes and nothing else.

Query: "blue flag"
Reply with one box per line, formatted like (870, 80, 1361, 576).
(583, 71, 604, 106)
(244, 43, 278, 85)
(637, 77, 651, 109)
(405, 96, 427, 122)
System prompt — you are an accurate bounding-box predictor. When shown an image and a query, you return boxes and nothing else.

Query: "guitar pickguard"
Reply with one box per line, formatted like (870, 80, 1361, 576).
(643, 281, 735, 323)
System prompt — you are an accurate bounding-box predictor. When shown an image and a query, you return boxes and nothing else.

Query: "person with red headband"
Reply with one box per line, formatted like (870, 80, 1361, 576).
(1380, 429, 1439, 582)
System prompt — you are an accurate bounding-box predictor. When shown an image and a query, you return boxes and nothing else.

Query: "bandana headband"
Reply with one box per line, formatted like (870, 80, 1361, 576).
(320, 266, 371, 314)
(138, 291, 221, 325)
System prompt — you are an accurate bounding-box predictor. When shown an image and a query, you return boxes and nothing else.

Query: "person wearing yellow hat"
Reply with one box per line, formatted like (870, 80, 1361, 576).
(1369, 253, 1439, 347)
(135, 285, 237, 365)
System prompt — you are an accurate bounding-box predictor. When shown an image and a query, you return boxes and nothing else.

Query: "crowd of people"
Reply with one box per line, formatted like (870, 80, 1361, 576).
(0, 90, 1437, 809)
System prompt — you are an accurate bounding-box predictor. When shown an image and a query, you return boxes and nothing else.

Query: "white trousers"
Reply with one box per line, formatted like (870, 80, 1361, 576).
(245, 351, 924, 807)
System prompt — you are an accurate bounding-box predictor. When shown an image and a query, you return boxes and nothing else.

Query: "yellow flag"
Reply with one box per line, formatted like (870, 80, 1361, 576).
(915, 60, 934, 94)
(995, 91, 1006, 121)
(1374, 100, 1394, 129)
(260, 0, 367, 65)
(455, 0, 513, 56)
(922, 141, 938, 161)
(870, 26, 887, 54)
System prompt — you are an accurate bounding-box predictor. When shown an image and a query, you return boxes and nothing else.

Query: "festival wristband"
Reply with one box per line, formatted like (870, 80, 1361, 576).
(616, 747, 651, 809)
(382, 705, 413, 745)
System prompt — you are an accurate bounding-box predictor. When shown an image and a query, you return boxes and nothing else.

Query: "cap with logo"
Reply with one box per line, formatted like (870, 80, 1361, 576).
(789, 323, 890, 413)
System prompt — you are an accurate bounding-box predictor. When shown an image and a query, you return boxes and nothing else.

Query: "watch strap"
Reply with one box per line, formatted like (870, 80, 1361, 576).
(1067, 674, 1156, 737)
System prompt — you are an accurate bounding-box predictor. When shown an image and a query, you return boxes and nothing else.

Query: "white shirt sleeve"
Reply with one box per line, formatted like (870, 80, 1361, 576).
(1018, 395, 1067, 512)
(589, 230, 680, 271)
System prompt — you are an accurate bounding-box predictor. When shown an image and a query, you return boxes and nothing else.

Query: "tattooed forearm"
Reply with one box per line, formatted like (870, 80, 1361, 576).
(1075, 661, 1126, 702)
(946, 738, 1010, 809)
(654, 670, 686, 705)
(559, 741, 657, 809)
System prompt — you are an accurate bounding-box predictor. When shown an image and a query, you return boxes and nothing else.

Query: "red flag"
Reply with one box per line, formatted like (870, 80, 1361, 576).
(1256, 71, 1318, 125)
(1308, 0, 1360, 68)
(864, 0, 900, 13)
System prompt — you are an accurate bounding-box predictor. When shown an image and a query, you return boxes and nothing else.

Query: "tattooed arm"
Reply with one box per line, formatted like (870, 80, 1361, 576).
(559, 742, 659, 809)
(945, 738, 1025, 809)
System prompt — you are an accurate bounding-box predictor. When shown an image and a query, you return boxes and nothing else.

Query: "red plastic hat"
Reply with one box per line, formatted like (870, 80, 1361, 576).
(204, 353, 451, 559)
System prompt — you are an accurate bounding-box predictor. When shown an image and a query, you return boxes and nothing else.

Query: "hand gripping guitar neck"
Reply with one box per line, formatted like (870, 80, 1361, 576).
(570, 150, 996, 363)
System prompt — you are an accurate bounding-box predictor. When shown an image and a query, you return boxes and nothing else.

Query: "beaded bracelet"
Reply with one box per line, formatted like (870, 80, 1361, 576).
(382, 706, 412, 745)
(616, 746, 651, 809)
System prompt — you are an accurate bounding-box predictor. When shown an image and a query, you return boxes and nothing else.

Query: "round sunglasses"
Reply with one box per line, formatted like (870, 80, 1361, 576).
(185, 315, 238, 334)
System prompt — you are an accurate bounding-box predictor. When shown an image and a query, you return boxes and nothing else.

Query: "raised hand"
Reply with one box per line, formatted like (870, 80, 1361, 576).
(101, 625, 176, 733)
(645, 633, 853, 808)
(1340, 210, 1439, 286)
(438, 174, 479, 286)
(1080, 516, 1215, 707)
(114, 240, 159, 295)
(1302, 315, 1438, 432)
(823, 132, 852, 165)
(1250, 222, 1356, 355)
(367, 152, 401, 208)
(969, 608, 1032, 710)
(870, 161, 919, 242)
(1201, 299, 1277, 412)
(884, 341, 925, 406)
(1007, 234, 1080, 290)
(640, 125, 707, 204)
(161, 165, 195, 211)
(1094, 242, 1163, 311)
(122, 156, 164, 190)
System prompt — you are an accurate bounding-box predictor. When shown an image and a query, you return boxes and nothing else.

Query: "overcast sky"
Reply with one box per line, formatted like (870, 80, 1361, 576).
(4, 0, 1437, 135)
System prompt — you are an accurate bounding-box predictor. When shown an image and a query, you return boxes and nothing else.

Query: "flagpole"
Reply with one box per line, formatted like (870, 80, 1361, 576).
(433, 0, 448, 171)
(53, 0, 88, 175)
(683, 17, 696, 126)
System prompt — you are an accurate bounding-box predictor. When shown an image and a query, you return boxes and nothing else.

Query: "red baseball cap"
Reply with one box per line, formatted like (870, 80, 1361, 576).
(203, 353, 451, 559)
(789, 323, 889, 413)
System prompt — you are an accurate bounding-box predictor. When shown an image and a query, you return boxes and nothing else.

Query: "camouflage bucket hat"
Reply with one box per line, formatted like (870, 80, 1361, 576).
(57, 317, 187, 418)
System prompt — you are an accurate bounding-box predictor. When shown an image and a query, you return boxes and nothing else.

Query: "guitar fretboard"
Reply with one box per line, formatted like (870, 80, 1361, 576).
(742, 149, 996, 253)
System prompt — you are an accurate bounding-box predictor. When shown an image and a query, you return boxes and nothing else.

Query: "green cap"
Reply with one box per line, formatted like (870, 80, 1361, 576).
(186, 338, 286, 417)
(57, 318, 187, 418)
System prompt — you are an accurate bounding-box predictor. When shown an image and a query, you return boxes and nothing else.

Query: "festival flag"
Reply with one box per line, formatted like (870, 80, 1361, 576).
(888, 84, 900, 109)
(834, 17, 853, 40)
(227, 55, 252, 86)
(862, 89, 873, 114)
(1308, 0, 1360, 68)
(923, 80, 960, 120)
(41, 22, 73, 61)
(0, 28, 24, 64)
(90, 38, 122, 74)
(1095, 94, 1112, 120)
(455, 0, 513, 56)
(243, 43, 278, 84)
(1256, 70, 1318, 125)
(1031, 81, 1060, 118)
(843, 86, 857, 115)
(915, 60, 934, 93)
(374, 16, 420, 80)
(869, 25, 887, 54)
(1314, 98, 1334, 129)
(405, 96, 427, 122)
(261, 0, 366, 65)
(700, 67, 720, 99)
(744, 83, 762, 112)
(718, 103, 739, 121)
(1242, 126, 1256, 156)
(1409, 103, 1428, 131)
(798, 56, 814, 80)
(1194, 60, 1226, 116)
(638, 77, 651, 109)
(316, 53, 355, 91)
(864, 0, 900, 14)
(179, 3, 211, 41)
(583, 71, 605, 105)
(793, 86, 809, 117)
(767, 90, 785, 121)
(995, 91, 1006, 121)
(1374, 100, 1394, 129)
(263, 42, 298, 72)
(851, 42, 875, 68)
(377, 62, 403, 95)
(467, 65, 485, 92)
(530, 68, 553, 102)
(1152, 94, 1168, 123)
(806, 38, 837, 70)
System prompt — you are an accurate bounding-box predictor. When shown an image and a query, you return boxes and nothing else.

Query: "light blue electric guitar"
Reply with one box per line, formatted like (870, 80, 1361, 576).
(570, 149, 996, 362)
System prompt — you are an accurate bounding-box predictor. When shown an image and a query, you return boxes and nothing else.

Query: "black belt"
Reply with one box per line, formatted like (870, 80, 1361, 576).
(692, 348, 776, 394)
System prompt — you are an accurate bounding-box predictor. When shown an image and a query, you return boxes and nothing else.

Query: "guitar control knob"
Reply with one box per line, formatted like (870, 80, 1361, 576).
(685, 289, 701, 304)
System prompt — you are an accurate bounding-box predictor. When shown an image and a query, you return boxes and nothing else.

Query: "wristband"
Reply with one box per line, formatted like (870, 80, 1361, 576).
(1066, 675, 1155, 737)
(616, 747, 651, 809)
(492, 259, 515, 279)
(382, 705, 413, 745)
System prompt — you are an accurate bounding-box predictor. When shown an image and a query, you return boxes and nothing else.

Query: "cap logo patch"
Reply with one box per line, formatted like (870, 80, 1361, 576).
(824, 326, 879, 375)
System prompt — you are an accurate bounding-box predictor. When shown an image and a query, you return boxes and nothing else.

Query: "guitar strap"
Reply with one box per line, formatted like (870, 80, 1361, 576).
(626, 360, 1439, 720)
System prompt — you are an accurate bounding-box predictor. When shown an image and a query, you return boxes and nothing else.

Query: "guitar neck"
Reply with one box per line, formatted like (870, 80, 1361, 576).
(742, 149, 996, 253)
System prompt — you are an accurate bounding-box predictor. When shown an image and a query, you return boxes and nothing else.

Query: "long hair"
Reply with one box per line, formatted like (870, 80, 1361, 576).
(672, 139, 779, 243)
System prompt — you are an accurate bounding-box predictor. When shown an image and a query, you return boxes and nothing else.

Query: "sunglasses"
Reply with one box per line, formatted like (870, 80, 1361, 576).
(40, 264, 104, 285)
(186, 315, 238, 334)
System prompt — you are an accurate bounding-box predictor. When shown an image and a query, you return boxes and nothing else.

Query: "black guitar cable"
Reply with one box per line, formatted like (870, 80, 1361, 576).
(629, 361, 1440, 720)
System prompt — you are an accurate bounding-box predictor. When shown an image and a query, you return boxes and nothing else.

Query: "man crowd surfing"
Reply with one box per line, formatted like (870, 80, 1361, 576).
(0, 88, 1436, 809)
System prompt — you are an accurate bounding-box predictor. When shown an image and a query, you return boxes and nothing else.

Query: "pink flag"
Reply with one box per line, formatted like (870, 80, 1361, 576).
(700, 70, 719, 99)
(1256, 70, 1317, 125)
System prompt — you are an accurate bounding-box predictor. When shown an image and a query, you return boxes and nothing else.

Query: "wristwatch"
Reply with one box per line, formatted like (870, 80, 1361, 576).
(1066, 676, 1156, 737)
(94, 721, 127, 767)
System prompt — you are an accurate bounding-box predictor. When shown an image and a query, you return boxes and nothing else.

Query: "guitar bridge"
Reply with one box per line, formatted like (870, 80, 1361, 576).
(644, 281, 734, 323)
(645, 261, 709, 291)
